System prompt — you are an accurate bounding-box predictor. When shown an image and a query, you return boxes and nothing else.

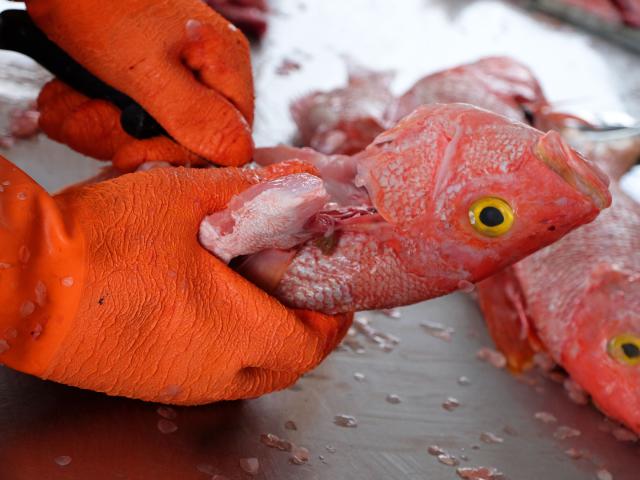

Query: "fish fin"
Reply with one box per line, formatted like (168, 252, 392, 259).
(476, 268, 541, 372)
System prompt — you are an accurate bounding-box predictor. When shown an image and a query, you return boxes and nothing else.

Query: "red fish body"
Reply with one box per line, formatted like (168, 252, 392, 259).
(388, 57, 551, 129)
(613, 0, 640, 26)
(477, 136, 640, 433)
(201, 104, 610, 314)
(291, 57, 567, 157)
(290, 68, 395, 155)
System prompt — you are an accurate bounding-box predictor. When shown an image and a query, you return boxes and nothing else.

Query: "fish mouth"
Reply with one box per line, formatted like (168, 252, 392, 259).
(534, 131, 612, 210)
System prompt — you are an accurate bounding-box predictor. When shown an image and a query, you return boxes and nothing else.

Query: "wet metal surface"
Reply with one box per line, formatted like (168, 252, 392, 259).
(1, 0, 639, 478)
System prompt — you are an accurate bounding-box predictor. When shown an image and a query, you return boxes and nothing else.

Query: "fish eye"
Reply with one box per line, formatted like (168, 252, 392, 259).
(608, 334, 640, 366)
(468, 197, 514, 237)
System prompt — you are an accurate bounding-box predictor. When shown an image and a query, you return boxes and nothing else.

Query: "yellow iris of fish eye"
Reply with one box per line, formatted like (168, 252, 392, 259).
(468, 197, 514, 237)
(608, 334, 640, 366)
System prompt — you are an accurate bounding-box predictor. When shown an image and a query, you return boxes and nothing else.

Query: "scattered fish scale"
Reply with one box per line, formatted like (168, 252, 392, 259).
(502, 425, 517, 436)
(353, 372, 366, 382)
(341, 334, 366, 354)
(276, 58, 301, 76)
(239, 458, 260, 476)
(534, 412, 558, 424)
(442, 397, 461, 411)
(611, 427, 638, 442)
(564, 448, 583, 460)
(563, 378, 590, 405)
(554, 426, 581, 440)
(54, 456, 72, 467)
(284, 420, 298, 431)
(352, 316, 400, 352)
(480, 432, 504, 444)
(533, 352, 556, 371)
(456, 466, 505, 479)
(334, 414, 358, 428)
(458, 376, 471, 386)
(386, 394, 402, 404)
(379, 308, 402, 318)
(427, 445, 446, 456)
(420, 321, 455, 342)
(476, 348, 507, 369)
(156, 406, 177, 420)
(325, 445, 337, 454)
(596, 469, 614, 480)
(260, 433, 293, 452)
(438, 453, 460, 467)
(289, 446, 310, 465)
(157, 419, 178, 434)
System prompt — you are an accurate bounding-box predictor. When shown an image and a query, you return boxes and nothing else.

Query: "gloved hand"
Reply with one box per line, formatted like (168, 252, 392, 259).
(25, 0, 255, 171)
(0, 156, 351, 404)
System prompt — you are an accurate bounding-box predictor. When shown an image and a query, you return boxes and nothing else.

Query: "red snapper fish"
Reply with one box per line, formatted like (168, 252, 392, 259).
(290, 66, 395, 155)
(476, 136, 640, 433)
(200, 103, 610, 314)
(387, 56, 556, 130)
(291, 57, 573, 156)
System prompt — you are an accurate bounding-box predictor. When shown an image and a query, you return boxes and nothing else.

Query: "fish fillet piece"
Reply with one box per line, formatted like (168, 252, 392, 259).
(200, 173, 329, 262)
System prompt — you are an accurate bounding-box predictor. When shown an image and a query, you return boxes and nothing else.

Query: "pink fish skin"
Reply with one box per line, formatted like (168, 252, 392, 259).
(613, 0, 640, 26)
(388, 57, 565, 131)
(201, 103, 611, 314)
(290, 67, 395, 155)
(291, 57, 578, 157)
(477, 135, 640, 433)
(478, 183, 640, 433)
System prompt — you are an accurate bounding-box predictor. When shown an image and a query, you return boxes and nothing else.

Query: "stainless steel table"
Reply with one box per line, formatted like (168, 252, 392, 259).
(1, 1, 639, 478)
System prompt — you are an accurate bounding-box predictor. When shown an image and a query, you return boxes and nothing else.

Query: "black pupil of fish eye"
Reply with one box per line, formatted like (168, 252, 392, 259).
(479, 206, 504, 227)
(622, 342, 640, 359)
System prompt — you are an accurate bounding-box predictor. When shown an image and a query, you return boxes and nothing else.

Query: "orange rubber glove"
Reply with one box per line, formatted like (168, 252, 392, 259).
(0, 156, 351, 404)
(27, 0, 255, 171)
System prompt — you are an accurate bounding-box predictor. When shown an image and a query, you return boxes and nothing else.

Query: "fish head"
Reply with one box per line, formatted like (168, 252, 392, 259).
(356, 103, 611, 290)
(562, 265, 640, 433)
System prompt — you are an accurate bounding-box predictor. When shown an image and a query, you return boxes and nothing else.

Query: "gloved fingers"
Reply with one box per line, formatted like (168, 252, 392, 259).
(113, 137, 206, 172)
(27, 0, 255, 166)
(38, 80, 209, 171)
(37, 79, 92, 145)
(59, 101, 131, 161)
(240, 305, 353, 376)
(232, 368, 301, 399)
(181, 19, 254, 126)
(38, 79, 126, 160)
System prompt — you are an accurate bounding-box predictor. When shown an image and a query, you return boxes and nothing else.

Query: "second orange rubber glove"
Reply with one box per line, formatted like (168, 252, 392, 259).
(0, 156, 351, 404)
(27, 0, 255, 171)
